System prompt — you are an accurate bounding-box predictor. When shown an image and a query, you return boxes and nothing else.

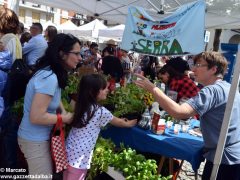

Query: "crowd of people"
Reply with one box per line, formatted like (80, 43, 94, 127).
(0, 6, 137, 179)
(1, 5, 240, 180)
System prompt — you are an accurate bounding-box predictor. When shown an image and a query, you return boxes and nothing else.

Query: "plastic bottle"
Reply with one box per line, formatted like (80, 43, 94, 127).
(138, 108, 151, 130)
(150, 102, 160, 118)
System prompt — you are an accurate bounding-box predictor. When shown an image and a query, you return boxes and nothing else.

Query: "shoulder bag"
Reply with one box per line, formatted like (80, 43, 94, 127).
(50, 114, 69, 173)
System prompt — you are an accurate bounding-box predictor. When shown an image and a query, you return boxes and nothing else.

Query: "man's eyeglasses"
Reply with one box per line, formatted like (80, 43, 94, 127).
(68, 51, 81, 56)
(192, 63, 208, 68)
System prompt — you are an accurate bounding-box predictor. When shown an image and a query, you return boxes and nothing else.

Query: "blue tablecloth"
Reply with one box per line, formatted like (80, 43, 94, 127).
(101, 120, 204, 171)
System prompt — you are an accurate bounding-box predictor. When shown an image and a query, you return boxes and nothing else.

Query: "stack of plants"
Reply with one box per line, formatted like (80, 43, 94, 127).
(101, 83, 153, 118)
(62, 74, 155, 118)
(87, 137, 171, 180)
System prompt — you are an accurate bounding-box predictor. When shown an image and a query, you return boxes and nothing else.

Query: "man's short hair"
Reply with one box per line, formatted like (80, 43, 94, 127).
(193, 51, 228, 77)
(31, 22, 43, 32)
(90, 42, 98, 49)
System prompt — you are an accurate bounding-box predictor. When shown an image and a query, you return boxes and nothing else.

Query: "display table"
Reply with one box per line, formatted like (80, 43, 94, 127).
(101, 120, 204, 172)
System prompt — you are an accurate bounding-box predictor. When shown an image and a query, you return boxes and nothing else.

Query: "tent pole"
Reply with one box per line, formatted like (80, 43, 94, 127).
(210, 45, 240, 180)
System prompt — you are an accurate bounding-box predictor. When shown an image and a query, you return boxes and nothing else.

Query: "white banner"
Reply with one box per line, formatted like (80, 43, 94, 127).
(121, 0, 206, 56)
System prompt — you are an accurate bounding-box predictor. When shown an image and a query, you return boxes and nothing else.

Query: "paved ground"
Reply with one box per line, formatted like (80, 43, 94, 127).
(177, 160, 205, 180)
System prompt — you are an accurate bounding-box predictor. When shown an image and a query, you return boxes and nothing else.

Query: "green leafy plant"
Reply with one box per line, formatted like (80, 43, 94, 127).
(61, 73, 81, 111)
(86, 137, 116, 179)
(111, 147, 171, 180)
(11, 97, 24, 117)
(87, 137, 171, 180)
(101, 83, 147, 117)
(62, 73, 80, 101)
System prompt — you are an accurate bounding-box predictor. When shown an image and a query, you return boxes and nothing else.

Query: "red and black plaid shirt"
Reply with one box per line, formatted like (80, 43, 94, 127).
(169, 76, 200, 102)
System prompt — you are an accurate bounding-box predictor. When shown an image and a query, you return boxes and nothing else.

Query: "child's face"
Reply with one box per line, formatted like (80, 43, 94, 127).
(158, 72, 169, 84)
(97, 86, 109, 101)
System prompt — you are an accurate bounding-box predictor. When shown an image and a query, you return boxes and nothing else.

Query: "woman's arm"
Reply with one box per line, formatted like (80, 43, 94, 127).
(110, 116, 137, 128)
(134, 74, 197, 120)
(30, 93, 72, 125)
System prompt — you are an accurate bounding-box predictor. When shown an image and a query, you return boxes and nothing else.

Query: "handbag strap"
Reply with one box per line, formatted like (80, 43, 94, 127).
(15, 36, 22, 59)
(53, 114, 63, 132)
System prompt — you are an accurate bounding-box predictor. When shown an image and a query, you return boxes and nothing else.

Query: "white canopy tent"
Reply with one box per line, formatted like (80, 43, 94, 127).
(76, 19, 107, 39)
(58, 20, 78, 34)
(42, 20, 58, 31)
(98, 24, 125, 41)
(26, 0, 240, 29)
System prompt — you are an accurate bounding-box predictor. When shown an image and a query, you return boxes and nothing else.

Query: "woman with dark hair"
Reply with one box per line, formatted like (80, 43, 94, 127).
(64, 74, 137, 180)
(157, 64, 199, 102)
(45, 25, 57, 43)
(101, 46, 123, 82)
(142, 55, 158, 82)
(18, 33, 82, 177)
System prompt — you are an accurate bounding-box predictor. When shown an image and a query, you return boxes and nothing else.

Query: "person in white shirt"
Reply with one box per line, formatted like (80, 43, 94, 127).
(64, 74, 137, 180)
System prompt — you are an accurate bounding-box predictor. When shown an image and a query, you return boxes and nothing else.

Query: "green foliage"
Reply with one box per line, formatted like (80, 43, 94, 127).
(62, 73, 80, 101)
(65, 73, 81, 94)
(86, 137, 116, 180)
(87, 137, 171, 180)
(61, 97, 74, 113)
(165, 114, 174, 122)
(61, 73, 81, 112)
(11, 98, 24, 116)
(101, 83, 146, 117)
(111, 148, 171, 180)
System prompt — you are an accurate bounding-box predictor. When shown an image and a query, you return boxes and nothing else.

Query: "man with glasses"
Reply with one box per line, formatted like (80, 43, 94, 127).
(134, 51, 240, 180)
(82, 42, 101, 70)
(22, 23, 47, 69)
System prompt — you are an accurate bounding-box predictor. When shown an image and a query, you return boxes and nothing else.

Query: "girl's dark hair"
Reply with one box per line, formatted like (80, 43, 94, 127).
(71, 74, 107, 128)
(166, 57, 189, 74)
(34, 33, 81, 89)
(158, 64, 183, 84)
(46, 25, 57, 42)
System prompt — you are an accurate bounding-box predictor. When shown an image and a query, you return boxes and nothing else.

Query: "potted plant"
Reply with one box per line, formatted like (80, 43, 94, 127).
(87, 137, 172, 180)
(101, 83, 153, 119)
(86, 137, 116, 180)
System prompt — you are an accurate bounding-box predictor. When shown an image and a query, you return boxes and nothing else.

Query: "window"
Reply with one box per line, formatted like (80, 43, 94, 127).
(62, 10, 68, 19)
(32, 4, 40, 8)
(46, 14, 54, 22)
(32, 11, 40, 22)
(19, 9, 25, 23)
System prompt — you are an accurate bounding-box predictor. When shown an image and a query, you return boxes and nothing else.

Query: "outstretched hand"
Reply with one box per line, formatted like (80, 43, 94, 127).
(124, 118, 138, 127)
(133, 73, 155, 92)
